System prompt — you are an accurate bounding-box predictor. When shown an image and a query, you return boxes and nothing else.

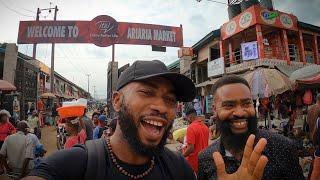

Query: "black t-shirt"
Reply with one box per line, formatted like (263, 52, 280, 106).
(28, 145, 195, 180)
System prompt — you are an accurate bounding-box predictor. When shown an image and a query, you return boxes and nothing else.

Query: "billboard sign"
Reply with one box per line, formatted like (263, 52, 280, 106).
(241, 41, 259, 61)
(207, 57, 224, 78)
(18, 15, 183, 47)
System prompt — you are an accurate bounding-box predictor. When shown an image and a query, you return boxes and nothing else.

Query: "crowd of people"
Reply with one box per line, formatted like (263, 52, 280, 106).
(0, 60, 318, 179)
(0, 110, 46, 179)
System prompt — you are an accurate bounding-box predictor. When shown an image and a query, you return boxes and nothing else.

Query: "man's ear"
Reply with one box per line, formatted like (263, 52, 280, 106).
(112, 91, 122, 112)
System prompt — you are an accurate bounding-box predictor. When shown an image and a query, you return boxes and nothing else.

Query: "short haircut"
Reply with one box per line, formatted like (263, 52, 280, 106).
(0, 113, 7, 119)
(186, 109, 196, 116)
(92, 112, 100, 119)
(211, 75, 251, 96)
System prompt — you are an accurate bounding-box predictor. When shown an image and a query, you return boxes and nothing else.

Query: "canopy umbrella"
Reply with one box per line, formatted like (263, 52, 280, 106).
(244, 68, 294, 129)
(244, 68, 294, 99)
(40, 92, 56, 99)
(0, 80, 16, 91)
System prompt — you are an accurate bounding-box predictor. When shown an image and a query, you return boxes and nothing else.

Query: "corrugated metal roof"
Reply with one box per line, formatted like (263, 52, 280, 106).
(298, 21, 320, 34)
(192, 29, 221, 52)
(167, 59, 180, 70)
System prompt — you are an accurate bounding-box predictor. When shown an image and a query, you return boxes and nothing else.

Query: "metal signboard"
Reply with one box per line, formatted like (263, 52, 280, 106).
(18, 15, 183, 47)
(207, 57, 225, 78)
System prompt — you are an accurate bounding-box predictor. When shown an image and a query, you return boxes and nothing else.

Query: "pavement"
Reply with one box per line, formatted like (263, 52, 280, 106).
(40, 126, 58, 156)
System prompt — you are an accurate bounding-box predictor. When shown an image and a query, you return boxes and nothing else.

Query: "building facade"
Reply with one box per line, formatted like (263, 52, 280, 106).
(0, 43, 90, 119)
(177, 1, 320, 115)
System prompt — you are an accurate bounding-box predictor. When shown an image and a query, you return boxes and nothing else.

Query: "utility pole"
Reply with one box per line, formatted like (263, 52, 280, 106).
(50, 5, 58, 93)
(34, 4, 58, 93)
(33, 4, 58, 97)
(86, 74, 91, 96)
(32, 8, 40, 60)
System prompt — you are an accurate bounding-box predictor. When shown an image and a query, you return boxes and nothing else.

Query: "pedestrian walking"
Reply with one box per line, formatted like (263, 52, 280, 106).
(81, 108, 93, 140)
(91, 112, 100, 128)
(64, 117, 87, 149)
(0, 111, 16, 149)
(182, 105, 209, 173)
(0, 121, 33, 177)
(27, 110, 41, 139)
(93, 115, 107, 139)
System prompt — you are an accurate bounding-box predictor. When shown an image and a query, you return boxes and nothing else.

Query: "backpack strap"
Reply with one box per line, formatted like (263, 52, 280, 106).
(84, 138, 108, 180)
(159, 147, 184, 179)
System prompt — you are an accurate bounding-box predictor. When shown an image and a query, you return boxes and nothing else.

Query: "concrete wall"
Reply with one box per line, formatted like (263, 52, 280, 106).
(180, 56, 192, 75)
(3, 43, 18, 84)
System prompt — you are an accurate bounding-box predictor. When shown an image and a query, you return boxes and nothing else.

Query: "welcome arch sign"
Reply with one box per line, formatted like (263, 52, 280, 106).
(18, 15, 183, 47)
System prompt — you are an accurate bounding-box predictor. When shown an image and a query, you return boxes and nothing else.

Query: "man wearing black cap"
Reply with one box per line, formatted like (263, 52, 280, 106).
(25, 60, 268, 180)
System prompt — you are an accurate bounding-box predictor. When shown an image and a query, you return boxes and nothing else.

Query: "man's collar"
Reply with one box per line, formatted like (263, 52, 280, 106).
(191, 118, 202, 124)
(17, 131, 25, 135)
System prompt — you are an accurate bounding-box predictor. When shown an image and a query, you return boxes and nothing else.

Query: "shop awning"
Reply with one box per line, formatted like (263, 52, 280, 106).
(296, 74, 320, 85)
(40, 92, 56, 98)
(0, 80, 16, 91)
(290, 64, 320, 81)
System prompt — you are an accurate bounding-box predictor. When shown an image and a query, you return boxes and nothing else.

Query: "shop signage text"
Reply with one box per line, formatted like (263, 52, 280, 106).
(18, 15, 183, 47)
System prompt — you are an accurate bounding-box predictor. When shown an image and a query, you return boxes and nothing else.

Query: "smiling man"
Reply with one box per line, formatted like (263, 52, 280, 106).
(24, 61, 269, 180)
(198, 75, 304, 180)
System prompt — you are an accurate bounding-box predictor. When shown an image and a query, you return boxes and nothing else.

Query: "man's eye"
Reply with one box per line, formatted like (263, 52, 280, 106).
(139, 90, 153, 96)
(164, 96, 176, 104)
(223, 104, 234, 109)
(243, 102, 252, 107)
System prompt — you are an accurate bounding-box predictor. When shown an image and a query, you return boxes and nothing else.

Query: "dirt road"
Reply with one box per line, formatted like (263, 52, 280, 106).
(40, 126, 58, 156)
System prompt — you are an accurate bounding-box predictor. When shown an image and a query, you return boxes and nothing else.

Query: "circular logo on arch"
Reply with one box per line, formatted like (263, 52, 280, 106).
(260, 9, 277, 24)
(280, 14, 293, 28)
(239, 12, 253, 29)
(225, 21, 237, 36)
(89, 15, 119, 47)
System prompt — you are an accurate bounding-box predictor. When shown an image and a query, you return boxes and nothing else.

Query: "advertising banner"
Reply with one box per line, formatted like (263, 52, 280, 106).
(207, 57, 225, 78)
(241, 41, 259, 61)
(18, 15, 183, 47)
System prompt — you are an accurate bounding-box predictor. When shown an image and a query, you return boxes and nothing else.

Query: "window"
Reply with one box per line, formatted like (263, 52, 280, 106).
(288, 44, 299, 62)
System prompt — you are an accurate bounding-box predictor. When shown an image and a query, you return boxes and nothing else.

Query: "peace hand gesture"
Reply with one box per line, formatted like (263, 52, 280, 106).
(213, 134, 268, 180)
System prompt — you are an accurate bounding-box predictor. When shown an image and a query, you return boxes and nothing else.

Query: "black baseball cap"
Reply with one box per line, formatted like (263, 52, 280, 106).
(116, 60, 196, 102)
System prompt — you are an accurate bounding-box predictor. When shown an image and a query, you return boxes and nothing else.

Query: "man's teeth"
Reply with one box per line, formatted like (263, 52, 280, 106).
(143, 120, 164, 127)
(233, 121, 246, 125)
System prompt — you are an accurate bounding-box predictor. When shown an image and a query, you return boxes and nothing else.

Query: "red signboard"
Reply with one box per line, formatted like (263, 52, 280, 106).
(18, 15, 183, 47)
(178, 47, 193, 58)
(221, 5, 298, 40)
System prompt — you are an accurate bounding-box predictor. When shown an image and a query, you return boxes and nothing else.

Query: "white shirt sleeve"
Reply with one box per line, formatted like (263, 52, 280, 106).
(0, 139, 7, 157)
(25, 135, 34, 159)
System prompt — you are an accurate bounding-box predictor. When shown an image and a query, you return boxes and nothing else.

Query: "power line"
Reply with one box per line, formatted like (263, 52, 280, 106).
(207, 0, 227, 5)
(64, 46, 88, 74)
(57, 46, 87, 75)
(0, 0, 34, 17)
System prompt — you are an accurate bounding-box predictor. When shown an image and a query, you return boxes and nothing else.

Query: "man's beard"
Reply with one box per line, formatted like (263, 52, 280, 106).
(118, 101, 172, 157)
(217, 115, 258, 153)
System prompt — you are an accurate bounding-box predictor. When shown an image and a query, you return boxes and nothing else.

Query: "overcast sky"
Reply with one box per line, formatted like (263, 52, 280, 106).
(0, 0, 319, 99)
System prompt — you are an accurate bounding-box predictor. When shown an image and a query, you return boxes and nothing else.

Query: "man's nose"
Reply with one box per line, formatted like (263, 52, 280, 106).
(149, 97, 167, 115)
(232, 106, 246, 118)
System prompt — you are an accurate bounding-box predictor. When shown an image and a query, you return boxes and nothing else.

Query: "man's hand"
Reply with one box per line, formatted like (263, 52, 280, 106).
(212, 134, 268, 180)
